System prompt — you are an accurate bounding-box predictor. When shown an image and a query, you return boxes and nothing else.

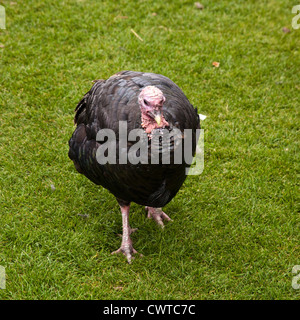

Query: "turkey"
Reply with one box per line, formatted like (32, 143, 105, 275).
(68, 71, 200, 263)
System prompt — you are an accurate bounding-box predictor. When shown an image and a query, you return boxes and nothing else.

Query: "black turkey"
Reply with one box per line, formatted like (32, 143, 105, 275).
(68, 71, 200, 263)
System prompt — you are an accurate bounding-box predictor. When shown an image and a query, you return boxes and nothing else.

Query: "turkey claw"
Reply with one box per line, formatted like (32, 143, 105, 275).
(111, 246, 142, 264)
(145, 207, 173, 228)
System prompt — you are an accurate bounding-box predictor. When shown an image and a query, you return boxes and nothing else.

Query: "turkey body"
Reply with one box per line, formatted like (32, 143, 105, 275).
(68, 70, 200, 262)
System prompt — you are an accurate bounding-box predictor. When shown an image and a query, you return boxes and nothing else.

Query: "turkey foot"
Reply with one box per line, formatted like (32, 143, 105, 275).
(111, 242, 140, 264)
(112, 202, 142, 263)
(145, 207, 173, 228)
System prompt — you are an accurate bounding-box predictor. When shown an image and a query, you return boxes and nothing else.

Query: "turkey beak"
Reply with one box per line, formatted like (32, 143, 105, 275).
(154, 111, 162, 125)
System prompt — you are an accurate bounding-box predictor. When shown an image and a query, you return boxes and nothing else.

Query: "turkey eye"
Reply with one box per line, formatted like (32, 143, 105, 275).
(144, 99, 149, 106)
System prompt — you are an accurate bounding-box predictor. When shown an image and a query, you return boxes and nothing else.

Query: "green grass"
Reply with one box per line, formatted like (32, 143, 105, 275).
(0, 0, 299, 299)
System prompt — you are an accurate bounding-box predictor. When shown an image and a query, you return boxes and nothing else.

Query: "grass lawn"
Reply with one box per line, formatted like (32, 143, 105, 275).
(0, 0, 299, 299)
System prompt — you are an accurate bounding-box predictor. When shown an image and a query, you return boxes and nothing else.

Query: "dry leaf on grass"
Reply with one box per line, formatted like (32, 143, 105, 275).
(212, 61, 220, 67)
(194, 2, 204, 10)
(113, 286, 124, 291)
(282, 27, 291, 33)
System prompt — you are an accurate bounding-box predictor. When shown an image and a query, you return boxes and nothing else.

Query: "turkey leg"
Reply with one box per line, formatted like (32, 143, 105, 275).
(111, 200, 139, 263)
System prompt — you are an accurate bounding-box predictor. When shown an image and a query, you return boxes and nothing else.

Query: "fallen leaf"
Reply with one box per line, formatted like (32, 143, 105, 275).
(212, 61, 220, 67)
(113, 286, 124, 291)
(194, 2, 204, 10)
(282, 27, 291, 33)
(0, 44, 5, 48)
(151, 12, 157, 16)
